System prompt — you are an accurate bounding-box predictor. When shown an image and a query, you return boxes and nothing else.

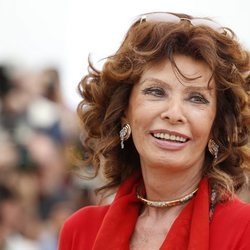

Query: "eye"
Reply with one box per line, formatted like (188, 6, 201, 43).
(142, 87, 165, 97)
(189, 93, 209, 104)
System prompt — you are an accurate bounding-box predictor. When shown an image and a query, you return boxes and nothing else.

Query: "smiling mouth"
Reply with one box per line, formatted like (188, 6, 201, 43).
(152, 133, 189, 143)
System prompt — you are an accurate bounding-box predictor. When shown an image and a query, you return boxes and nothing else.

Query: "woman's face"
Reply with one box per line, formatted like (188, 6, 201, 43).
(125, 54, 217, 173)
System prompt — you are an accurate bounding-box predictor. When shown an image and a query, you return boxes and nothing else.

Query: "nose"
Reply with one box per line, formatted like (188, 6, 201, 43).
(160, 98, 186, 124)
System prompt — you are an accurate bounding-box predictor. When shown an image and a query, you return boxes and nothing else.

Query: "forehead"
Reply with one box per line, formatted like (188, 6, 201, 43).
(140, 55, 214, 88)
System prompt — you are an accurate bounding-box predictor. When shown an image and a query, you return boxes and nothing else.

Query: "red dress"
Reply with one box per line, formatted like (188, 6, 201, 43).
(58, 173, 250, 250)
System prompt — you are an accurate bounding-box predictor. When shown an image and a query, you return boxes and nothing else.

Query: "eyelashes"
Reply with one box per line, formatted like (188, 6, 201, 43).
(189, 93, 209, 104)
(141, 87, 210, 104)
(142, 87, 166, 97)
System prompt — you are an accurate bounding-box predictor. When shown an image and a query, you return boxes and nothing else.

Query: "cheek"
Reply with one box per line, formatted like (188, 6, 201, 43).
(129, 103, 155, 134)
(130, 117, 146, 142)
(126, 99, 148, 127)
(128, 110, 150, 151)
(192, 114, 215, 139)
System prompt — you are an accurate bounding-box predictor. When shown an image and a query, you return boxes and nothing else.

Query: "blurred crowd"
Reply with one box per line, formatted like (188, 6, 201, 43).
(0, 65, 102, 250)
(0, 63, 249, 250)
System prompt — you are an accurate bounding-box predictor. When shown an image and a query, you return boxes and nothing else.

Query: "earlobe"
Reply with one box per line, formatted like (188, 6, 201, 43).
(121, 116, 127, 125)
(121, 114, 129, 126)
(122, 107, 129, 119)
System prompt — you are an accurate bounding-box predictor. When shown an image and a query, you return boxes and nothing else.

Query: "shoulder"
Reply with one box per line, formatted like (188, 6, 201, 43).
(64, 204, 110, 228)
(213, 197, 250, 223)
(58, 205, 110, 250)
(210, 198, 250, 249)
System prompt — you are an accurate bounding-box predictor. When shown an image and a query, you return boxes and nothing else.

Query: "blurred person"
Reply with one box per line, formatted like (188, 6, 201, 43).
(0, 167, 69, 250)
(24, 132, 70, 219)
(0, 66, 13, 103)
(38, 201, 73, 250)
(41, 67, 63, 104)
(0, 65, 31, 122)
(40, 67, 80, 143)
(15, 169, 41, 218)
(0, 129, 19, 173)
(59, 12, 250, 249)
(13, 69, 47, 99)
(0, 171, 44, 250)
(0, 184, 20, 249)
(1, 63, 78, 152)
(0, 64, 79, 249)
(0, 66, 67, 147)
(16, 66, 79, 142)
(0, 123, 23, 191)
(0, 63, 81, 250)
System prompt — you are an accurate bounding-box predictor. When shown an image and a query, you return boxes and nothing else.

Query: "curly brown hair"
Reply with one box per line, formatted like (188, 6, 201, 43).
(77, 12, 250, 198)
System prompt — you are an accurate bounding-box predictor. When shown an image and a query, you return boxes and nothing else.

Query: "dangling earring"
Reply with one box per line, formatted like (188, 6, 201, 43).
(208, 139, 219, 159)
(119, 124, 131, 149)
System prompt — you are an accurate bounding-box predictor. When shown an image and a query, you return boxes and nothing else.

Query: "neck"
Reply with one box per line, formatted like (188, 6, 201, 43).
(141, 165, 202, 203)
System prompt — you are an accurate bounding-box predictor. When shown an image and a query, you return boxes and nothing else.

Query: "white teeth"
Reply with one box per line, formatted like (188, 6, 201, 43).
(153, 133, 187, 142)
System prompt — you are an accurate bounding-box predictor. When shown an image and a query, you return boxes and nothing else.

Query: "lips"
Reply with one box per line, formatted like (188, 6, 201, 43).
(151, 131, 189, 143)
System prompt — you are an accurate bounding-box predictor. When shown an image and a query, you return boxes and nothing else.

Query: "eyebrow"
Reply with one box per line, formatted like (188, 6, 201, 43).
(140, 77, 214, 93)
(139, 77, 166, 86)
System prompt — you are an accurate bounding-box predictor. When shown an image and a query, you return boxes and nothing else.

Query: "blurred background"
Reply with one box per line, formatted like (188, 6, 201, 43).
(0, 0, 249, 249)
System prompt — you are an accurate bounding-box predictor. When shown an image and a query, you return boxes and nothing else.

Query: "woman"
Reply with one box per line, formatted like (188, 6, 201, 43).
(59, 12, 250, 249)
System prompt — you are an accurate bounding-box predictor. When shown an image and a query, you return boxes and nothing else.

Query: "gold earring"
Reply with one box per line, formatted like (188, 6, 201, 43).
(119, 124, 131, 149)
(208, 139, 219, 159)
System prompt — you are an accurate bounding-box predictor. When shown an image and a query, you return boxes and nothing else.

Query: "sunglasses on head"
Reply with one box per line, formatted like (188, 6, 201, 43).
(138, 12, 228, 35)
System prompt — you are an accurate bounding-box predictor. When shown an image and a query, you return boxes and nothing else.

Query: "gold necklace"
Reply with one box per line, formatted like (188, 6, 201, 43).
(137, 187, 198, 208)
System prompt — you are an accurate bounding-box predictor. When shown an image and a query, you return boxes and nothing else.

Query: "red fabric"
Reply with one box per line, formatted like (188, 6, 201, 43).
(210, 198, 250, 249)
(58, 173, 250, 250)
